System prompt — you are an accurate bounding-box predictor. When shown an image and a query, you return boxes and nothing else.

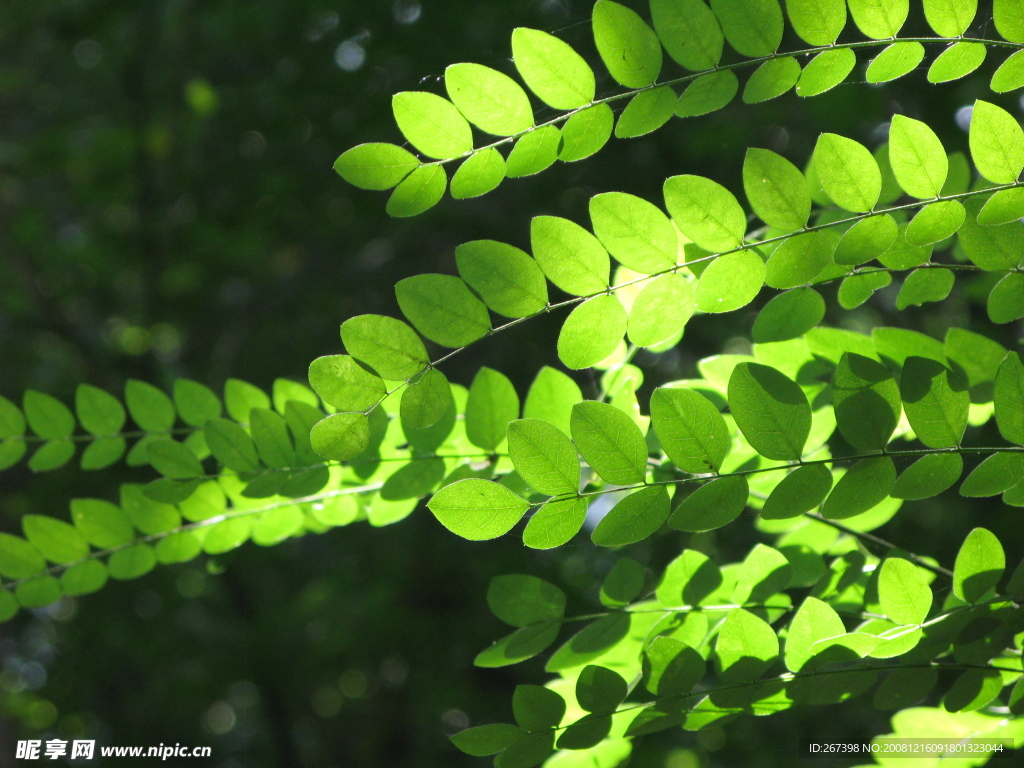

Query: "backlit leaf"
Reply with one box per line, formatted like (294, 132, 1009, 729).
(511, 28, 595, 110)
(812, 133, 880, 213)
(670, 475, 749, 532)
(557, 295, 627, 370)
(650, 387, 730, 473)
(508, 419, 579, 496)
(592, 1, 662, 88)
(695, 251, 765, 313)
(392, 91, 472, 160)
(664, 174, 746, 252)
(531, 216, 610, 296)
(456, 240, 547, 318)
(710, 0, 784, 57)
(570, 400, 647, 485)
(334, 143, 419, 190)
(445, 63, 534, 136)
(970, 99, 1024, 184)
(651, 0, 723, 70)
(395, 274, 491, 347)
(728, 363, 810, 460)
(953, 528, 1005, 603)
(866, 42, 925, 84)
(341, 315, 428, 381)
(878, 557, 931, 625)
(428, 479, 530, 540)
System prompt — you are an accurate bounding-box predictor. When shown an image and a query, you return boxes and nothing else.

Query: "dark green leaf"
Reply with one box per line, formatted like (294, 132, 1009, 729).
(761, 464, 833, 519)
(488, 574, 566, 627)
(513, 684, 566, 731)
(821, 456, 896, 520)
(892, 453, 963, 500)
(995, 352, 1024, 444)
(728, 362, 810, 460)
(592, 485, 670, 546)
(576, 664, 627, 713)
(669, 475, 749, 532)
(959, 452, 1024, 497)
(600, 557, 645, 606)
(451, 724, 523, 757)
(147, 439, 203, 479)
(75, 384, 126, 436)
(988, 272, 1024, 323)
(752, 288, 825, 343)
(832, 353, 901, 452)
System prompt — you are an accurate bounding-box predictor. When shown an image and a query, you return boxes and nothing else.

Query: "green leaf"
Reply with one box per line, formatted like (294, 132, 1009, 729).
(474, 621, 561, 667)
(395, 274, 491, 348)
(205, 417, 261, 471)
(513, 685, 565, 731)
(524, 367, 582, 435)
(675, 70, 739, 117)
(761, 464, 833, 519)
(733, 543, 791, 603)
(953, 528, 1005, 604)
(924, 0, 977, 36)
(873, 668, 938, 710)
(899, 356, 969, 448)
(28, 441, 75, 472)
(960, 452, 1024, 497)
(308, 355, 385, 412)
(650, 387, 730, 473)
(511, 28, 595, 110)
(695, 251, 765, 313)
(173, 380, 222, 427)
(970, 99, 1024, 184)
(392, 91, 472, 160)
(592, 486, 670, 546)
(643, 637, 706, 696)
(657, 549, 722, 607)
(892, 453, 963, 500)
(728, 362, 810, 460)
(786, 0, 846, 44)
(249, 408, 294, 469)
(70, 498, 134, 549)
(664, 174, 746, 252)
(589, 192, 677, 274)
(888, 115, 948, 199)
(796, 48, 855, 97)
(445, 63, 534, 136)
(944, 327, 1007, 390)
(670, 475, 748, 532)
(341, 314, 428, 380)
(22, 515, 88, 565)
(944, 669, 1004, 713)
(812, 133, 880, 213)
(400, 368, 451, 431)
(147, 439, 203, 479)
(866, 42, 925, 84)
(714, 608, 778, 682)
(558, 104, 614, 163)
(988, 272, 1024, 323)
(743, 57, 800, 104)
(460, 369, 519, 452)
(75, 384, 126, 436)
(79, 437, 126, 471)
(450, 149, 506, 199)
(506, 126, 561, 178)
(821, 456, 896, 520)
(928, 42, 986, 84)
(570, 400, 647, 485)
(957, 199, 1024, 270)
(107, 544, 156, 580)
(765, 230, 833, 289)
(452, 724, 523, 757)
(428, 478, 529, 540)
(752, 288, 825, 343)
(24, 390, 75, 440)
(651, 0, 723, 70)
(743, 148, 811, 231)
(508, 419, 579, 496)
(61, 560, 109, 596)
(333, 143, 419, 190)
(614, 86, 677, 138)
(16, 577, 61, 609)
(878, 557, 932, 625)
(600, 557, 645, 606)
(531, 215, 610, 296)
(995, 352, 1024, 444)
(592, 0, 662, 88)
(785, 596, 845, 672)
(905, 200, 965, 247)
(0, 533, 46, 579)
(495, 732, 555, 768)
(977, 187, 1024, 225)
(523, 497, 588, 549)
(991, 49, 1024, 92)
(488, 574, 566, 627)
(849, 0, 908, 38)
(309, 412, 369, 461)
(576, 665, 627, 713)
(710, 0, 784, 57)
(456, 240, 547, 319)
(834, 214, 898, 265)
(223, 379, 269, 423)
(627, 275, 693, 347)
(996, 0, 1024, 42)
(896, 268, 955, 310)
(386, 164, 447, 217)
(557, 295, 627, 370)
(832, 353, 902, 451)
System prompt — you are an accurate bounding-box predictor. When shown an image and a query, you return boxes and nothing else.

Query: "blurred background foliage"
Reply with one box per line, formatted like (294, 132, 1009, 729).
(0, 1, 1018, 766)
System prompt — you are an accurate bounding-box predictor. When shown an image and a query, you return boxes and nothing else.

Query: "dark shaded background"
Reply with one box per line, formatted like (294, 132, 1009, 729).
(0, 1, 1019, 766)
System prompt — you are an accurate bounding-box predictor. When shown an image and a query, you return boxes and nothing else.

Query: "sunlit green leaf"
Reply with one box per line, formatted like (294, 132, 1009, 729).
(675, 70, 739, 117)
(953, 528, 1005, 604)
(392, 91, 472, 160)
(557, 295, 627, 370)
(899, 356, 969, 448)
(450, 149, 506, 199)
(445, 63, 534, 136)
(592, 0, 662, 88)
(531, 215, 610, 296)
(664, 174, 746, 252)
(821, 456, 896, 520)
(796, 48, 856, 97)
(428, 479, 530, 540)
(334, 143, 419, 190)
(341, 314, 429, 380)
(570, 400, 647, 485)
(593, 486, 670, 546)
(729, 363, 810, 460)
(711, 0, 784, 57)
(651, 0, 723, 70)
(866, 42, 925, 84)
(396, 274, 491, 347)
(669, 475, 748, 532)
(511, 28, 595, 110)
